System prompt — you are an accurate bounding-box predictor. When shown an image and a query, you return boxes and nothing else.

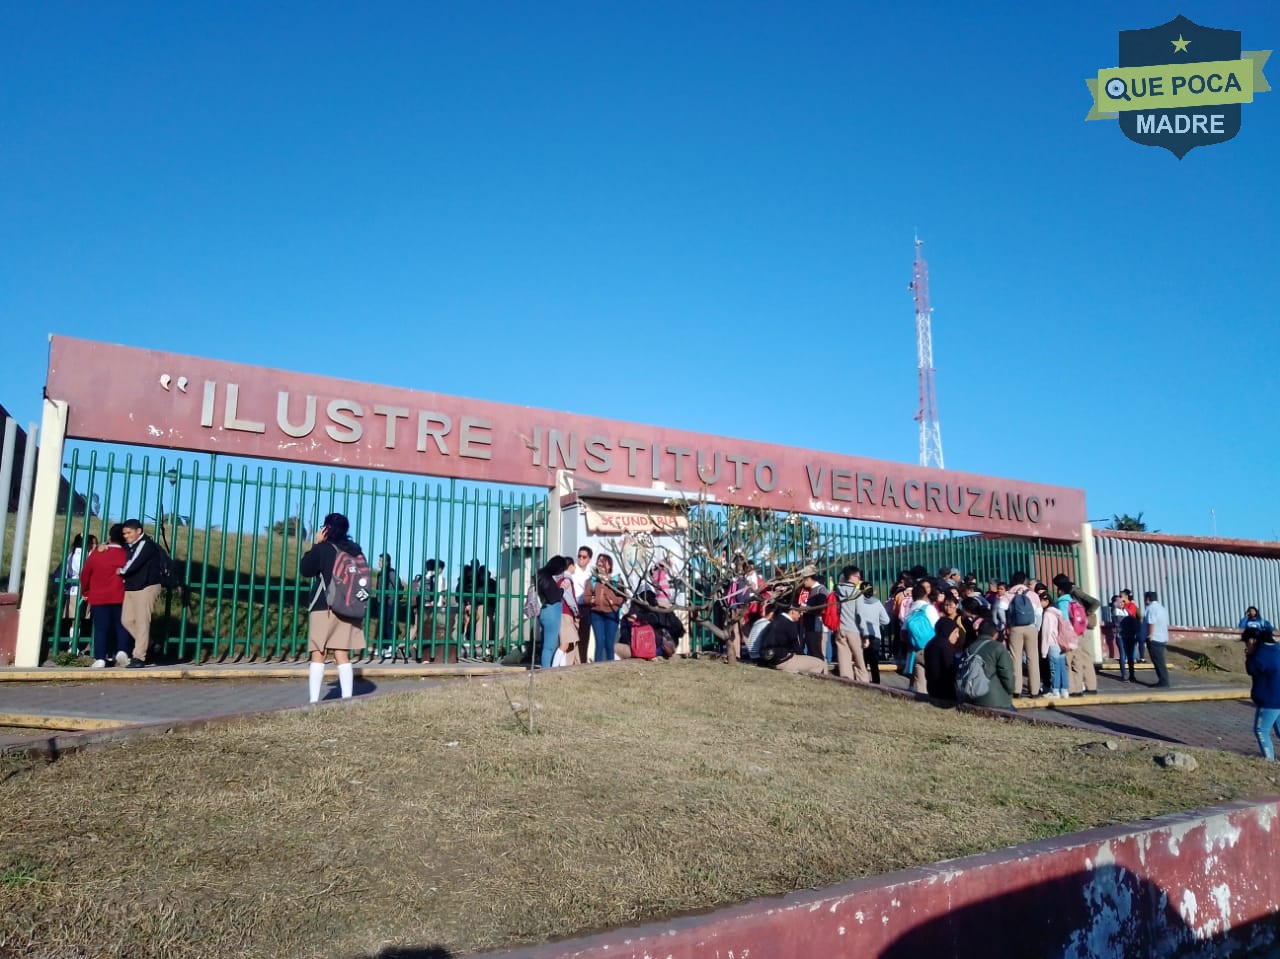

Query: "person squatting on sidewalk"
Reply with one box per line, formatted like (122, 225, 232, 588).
(300, 512, 368, 703)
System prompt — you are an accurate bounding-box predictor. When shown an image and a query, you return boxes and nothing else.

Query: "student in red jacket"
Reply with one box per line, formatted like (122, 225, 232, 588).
(78, 524, 132, 668)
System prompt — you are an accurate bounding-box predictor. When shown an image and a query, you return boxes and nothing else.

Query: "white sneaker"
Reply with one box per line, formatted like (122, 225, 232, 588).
(1044, 690, 1060, 699)
(91, 659, 106, 669)
(115, 651, 130, 667)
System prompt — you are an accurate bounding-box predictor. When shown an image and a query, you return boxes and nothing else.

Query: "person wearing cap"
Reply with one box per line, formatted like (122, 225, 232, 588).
(798, 565, 829, 661)
(757, 600, 827, 676)
(965, 621, 1016, 710)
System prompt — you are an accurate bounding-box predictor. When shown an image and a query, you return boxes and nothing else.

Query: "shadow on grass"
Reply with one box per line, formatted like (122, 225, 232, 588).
(354, 947, 455, 958)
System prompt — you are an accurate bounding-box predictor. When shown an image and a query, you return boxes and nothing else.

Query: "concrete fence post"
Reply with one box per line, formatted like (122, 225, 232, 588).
(1079, 522, 1103, 664)
(15, 399, 68, 668)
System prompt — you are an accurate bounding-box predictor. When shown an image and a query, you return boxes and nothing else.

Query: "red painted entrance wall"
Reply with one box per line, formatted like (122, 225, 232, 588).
(474, 798, 1280, 959)
(46, 337, 1086, 539)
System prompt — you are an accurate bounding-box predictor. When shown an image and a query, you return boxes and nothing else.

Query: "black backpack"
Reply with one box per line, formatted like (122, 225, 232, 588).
(157, 547, 184, 590)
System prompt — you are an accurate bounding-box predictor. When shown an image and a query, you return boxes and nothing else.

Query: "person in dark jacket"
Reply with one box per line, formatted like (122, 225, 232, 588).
(118, 519, 168, 667)
(966, 620, 1017, 710)
(299, 513, 368, 703)
(758, 602, 826, 675)
(1246, 626, 1280, 761)
(536, 556, 573, 668)
(923, 619, 962, 700)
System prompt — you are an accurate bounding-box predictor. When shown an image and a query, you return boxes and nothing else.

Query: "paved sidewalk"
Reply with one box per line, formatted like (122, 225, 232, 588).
(0, 674, 474, 749)
(1032, 699, 1265, 757)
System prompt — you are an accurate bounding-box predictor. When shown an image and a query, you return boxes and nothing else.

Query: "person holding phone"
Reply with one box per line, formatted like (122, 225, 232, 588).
(299, 513, 368, 703)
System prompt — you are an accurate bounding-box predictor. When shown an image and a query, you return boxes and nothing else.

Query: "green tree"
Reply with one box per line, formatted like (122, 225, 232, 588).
(1109, 512, 1148, 532)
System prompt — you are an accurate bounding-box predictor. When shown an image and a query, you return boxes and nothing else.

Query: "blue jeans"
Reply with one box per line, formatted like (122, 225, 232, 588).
(91, 604, 130, 661)
(1047, 647, 1068, 693)
(592, 612, 620, 662)
(1255, 708, 1280, 761)
(538, 603, 562, 668)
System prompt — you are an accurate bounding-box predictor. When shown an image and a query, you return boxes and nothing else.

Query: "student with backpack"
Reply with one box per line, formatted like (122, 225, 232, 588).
(1037, 592, 1072, 699)
(833, 565, 869, 682)
(998, 572, 1041, 699)
(957, 620, 1016, 710)
(903, 584, 938, 693)
(118, 518, 181, 668)
(1054, 580, 1097, 695)
(300, 513, 370, 702)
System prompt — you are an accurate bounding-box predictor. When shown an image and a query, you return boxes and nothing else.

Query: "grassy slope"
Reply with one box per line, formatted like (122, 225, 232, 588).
(2, 661, 1278, 959)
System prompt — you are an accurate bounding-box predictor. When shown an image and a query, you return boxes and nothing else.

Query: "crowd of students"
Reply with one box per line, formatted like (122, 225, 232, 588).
(531, 548, 685, 668)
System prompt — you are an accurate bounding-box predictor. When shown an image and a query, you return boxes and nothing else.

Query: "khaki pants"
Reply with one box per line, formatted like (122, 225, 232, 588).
(122, 584, 162, 660)
(777, 654, 828, 676)
(834, 628, 869, 682)
(910, 654, 927, 692)
(1008, 625, 1040, 697)
(1068, 645, 1097, 693)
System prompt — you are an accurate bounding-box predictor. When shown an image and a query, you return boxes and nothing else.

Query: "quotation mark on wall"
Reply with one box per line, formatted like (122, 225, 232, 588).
(158, 374, 190, 393)
(1045, 498, 1056, 508)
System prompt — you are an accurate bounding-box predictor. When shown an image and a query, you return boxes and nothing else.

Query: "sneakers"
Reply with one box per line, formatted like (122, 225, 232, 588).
(1084, 689, 1099, 695)
(115, 651, 131, 667)
(91, 659, 106, 669)
(125, 658, 145, 669)
(1044, 690, 1060, 699)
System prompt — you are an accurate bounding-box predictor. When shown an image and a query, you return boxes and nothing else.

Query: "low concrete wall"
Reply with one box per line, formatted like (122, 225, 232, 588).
(0, 593, 18, 666)
(477, 798, 1280, 959)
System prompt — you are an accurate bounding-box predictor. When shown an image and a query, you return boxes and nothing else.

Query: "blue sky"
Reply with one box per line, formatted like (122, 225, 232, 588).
(4, 1, 1278, 539)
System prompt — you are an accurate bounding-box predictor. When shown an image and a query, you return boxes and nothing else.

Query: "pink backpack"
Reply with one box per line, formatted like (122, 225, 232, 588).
(1067, 599, 1087, 636)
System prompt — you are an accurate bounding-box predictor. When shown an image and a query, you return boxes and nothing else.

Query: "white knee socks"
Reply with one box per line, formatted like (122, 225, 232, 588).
(309, 662, 325, 703)
(338, 662, 354, 698)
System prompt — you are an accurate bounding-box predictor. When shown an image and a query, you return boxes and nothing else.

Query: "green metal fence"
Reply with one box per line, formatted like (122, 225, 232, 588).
(47, 448, 547, 663)
(685, 511, 1081, 653)
(44, 445, 1080, 665)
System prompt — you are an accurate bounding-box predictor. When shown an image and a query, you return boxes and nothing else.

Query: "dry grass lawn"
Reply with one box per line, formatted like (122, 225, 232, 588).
(2, 660, 1278, 959)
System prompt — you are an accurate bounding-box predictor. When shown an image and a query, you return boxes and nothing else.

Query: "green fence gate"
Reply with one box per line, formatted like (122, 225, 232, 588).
(46, 447, 547, 663)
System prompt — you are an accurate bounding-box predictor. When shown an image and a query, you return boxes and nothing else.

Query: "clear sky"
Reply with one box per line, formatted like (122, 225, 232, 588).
(4, 1, 1278, 539)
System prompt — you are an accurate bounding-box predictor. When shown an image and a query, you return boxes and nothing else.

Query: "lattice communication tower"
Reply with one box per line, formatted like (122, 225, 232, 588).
(910, 236, 944, 469)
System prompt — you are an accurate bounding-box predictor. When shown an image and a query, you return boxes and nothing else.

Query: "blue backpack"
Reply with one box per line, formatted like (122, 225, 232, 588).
(906, 607, 935, 650)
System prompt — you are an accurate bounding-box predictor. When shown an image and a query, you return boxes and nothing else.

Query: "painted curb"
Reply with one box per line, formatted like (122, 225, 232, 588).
(0, 712, 133, 731)
(0, 664, 516, 682)
(1014, 687, 1250, 709)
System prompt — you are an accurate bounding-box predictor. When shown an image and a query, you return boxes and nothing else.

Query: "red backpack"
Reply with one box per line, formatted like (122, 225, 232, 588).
(630, 623, 657, 660)
(326, 546, 372, 619)
(822, 587, 841, 632)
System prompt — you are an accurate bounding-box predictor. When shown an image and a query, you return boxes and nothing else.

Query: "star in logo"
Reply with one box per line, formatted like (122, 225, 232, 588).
(1172, 34, 1191, 52)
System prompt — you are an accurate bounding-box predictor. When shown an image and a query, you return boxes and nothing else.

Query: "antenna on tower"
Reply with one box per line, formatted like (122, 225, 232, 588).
(911, 235, 944, 470)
